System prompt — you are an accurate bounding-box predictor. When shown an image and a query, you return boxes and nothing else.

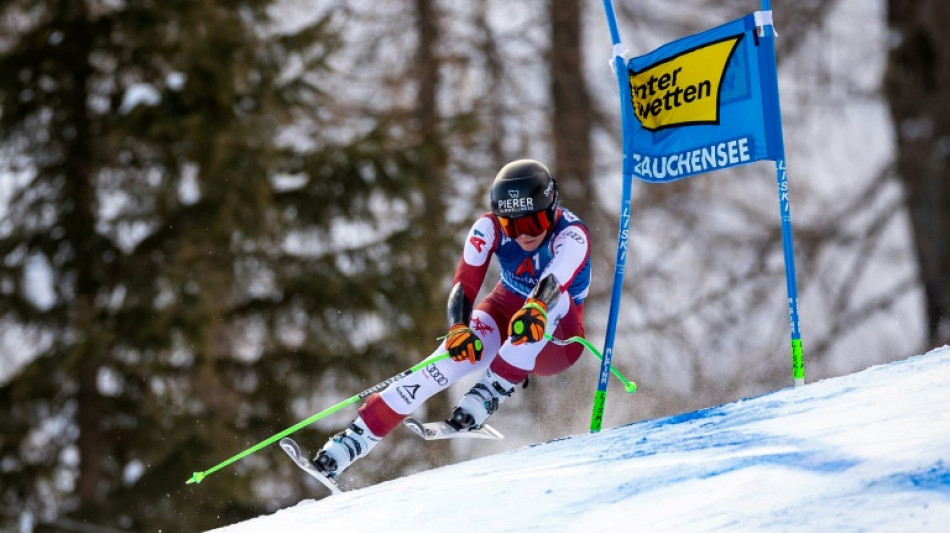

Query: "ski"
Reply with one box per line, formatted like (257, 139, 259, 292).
(279, 438, 342, 494)
(403, 417, 504, 441)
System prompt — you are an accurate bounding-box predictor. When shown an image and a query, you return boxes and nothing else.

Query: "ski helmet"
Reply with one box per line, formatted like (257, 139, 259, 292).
(490, 159, 559, 237)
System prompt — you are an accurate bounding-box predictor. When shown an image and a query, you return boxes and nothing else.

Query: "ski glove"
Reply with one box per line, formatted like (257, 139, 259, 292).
(509, 299, 548, 345)
(445, 324, 483, 364)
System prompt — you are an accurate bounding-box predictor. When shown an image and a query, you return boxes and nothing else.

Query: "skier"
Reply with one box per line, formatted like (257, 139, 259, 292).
(310, 158, 591, 480)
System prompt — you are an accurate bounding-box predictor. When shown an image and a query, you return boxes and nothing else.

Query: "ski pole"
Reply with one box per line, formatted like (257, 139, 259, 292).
(187, 335, 633, 485)
(186, 351, 453, 485)
(545, 334, 637, 393)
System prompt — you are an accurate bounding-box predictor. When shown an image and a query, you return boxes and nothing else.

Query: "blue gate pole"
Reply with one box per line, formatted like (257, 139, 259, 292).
(758, 0, 805, 386)
(591, 0, 636, 432)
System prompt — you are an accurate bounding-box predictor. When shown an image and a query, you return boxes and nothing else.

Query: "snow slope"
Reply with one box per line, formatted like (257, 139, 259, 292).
(211, 347, 950, 532)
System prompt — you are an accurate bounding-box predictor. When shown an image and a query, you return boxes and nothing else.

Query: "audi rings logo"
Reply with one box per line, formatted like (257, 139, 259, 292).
(425, 364, 449, 386)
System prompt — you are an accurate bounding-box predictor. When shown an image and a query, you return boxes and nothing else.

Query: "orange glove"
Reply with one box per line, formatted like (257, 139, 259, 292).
(445, 324, 483, 364)
(508, 299, 547, 345)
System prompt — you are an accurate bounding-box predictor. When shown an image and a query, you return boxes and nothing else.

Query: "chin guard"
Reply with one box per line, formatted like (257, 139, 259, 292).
(446, 282, 473, 327)
(530, 273, 561, 310)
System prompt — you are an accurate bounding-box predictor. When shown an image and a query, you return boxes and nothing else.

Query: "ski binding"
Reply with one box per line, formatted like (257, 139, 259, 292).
(403, 417, 503, 441)
(279, 437, 342, 494)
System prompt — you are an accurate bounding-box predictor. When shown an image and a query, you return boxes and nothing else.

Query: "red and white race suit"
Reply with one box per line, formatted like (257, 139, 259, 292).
(359, 207, 592, 437)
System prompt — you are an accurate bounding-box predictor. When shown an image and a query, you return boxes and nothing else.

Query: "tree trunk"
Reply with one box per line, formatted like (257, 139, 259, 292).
(412, 0, 453, 467)
(549, 0, 594, 221)
(884, 0, 950, 347)
(60, 0, 106, 506)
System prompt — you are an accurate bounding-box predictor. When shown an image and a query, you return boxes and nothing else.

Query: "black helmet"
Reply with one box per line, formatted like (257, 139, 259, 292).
(490, 159, 559, 238)
(490, 159, 558, 218)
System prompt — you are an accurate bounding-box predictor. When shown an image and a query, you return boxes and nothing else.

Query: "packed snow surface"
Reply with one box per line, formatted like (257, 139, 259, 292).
(211, 346, 950, 532)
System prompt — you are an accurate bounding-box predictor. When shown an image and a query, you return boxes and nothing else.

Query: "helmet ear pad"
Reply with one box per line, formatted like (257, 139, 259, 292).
(546, 178, 559, 224)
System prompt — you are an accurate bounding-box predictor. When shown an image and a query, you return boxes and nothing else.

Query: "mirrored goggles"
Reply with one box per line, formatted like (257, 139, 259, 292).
(497, 211, 552, 238)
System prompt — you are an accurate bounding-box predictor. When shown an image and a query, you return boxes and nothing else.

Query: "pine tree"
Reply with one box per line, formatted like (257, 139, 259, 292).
(0, 1, 452, 530)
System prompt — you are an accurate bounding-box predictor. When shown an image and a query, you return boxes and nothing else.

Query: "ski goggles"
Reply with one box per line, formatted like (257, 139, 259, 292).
(497, 211, 552, 238)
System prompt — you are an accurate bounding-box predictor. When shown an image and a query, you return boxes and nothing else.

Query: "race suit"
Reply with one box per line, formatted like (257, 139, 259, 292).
(358, 207, 592, 437)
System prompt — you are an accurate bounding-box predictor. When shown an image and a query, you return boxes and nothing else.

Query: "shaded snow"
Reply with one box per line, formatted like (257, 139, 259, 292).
(210, 346, 950, 533)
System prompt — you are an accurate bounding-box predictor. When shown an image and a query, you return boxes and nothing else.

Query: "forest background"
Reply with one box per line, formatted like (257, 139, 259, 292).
(1, 0, 947, 531)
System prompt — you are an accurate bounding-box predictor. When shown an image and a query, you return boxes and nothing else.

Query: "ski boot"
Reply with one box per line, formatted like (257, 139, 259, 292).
(312, 417, 381, 478)
(449, 370, 516, 430)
